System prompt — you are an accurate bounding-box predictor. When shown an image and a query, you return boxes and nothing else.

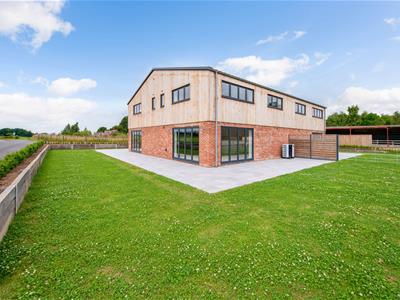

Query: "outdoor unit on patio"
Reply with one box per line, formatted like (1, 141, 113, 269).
(282, 144, 295, 159)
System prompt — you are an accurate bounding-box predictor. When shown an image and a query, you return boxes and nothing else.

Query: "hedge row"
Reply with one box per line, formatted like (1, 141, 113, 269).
(0, 141, 44, 179)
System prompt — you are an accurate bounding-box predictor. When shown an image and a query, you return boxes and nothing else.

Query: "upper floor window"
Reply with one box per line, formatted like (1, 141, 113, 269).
(133, 103, 141, 115)
(295, 103, 306, 115)
(313, 108, 323, 119)
(172, 84, 190, 104)
(152, 97, 156, 110)
(267, 95, 283, 110)
(160, 93, 165, 108)
(221, 81, 254, 103)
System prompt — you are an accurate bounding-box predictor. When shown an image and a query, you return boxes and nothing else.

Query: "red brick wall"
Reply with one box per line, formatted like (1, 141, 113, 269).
(129, 122, 320, 167)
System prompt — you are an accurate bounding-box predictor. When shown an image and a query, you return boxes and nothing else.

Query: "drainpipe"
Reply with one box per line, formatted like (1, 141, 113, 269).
(214, 69, 219, 167)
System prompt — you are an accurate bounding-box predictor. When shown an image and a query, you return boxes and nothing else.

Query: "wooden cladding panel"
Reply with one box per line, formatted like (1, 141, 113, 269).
(289, 134, 338, 160)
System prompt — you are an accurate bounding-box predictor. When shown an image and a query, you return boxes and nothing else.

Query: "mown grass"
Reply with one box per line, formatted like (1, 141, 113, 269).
(0, 150, 399, 299)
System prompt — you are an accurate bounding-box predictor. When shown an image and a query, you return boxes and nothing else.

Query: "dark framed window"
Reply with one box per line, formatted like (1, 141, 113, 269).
(172, 84, 190, 104)
(152, 97, 156, 110)
(173, 127, 199, 163)
(160, 93, 165, 108)
(221, 126, 253, 163)
(295, 103, 306, 115)
(313, 108, 323, 119)
(267, 95, 283, 110)
(221, 81, 254, 103)
(131, 130, 142, 152)
(133, 103, 141, 115)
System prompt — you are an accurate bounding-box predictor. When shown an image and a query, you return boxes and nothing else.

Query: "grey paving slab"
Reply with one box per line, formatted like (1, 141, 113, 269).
(97, 149, 360, 193)
(0, 140, 33, 159)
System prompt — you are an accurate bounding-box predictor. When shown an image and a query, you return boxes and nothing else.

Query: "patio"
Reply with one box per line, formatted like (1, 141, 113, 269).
(97, 149, 359, 193)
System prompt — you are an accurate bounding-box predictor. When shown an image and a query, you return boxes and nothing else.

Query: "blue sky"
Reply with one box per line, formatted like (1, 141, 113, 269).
(0, 1, 399, 132)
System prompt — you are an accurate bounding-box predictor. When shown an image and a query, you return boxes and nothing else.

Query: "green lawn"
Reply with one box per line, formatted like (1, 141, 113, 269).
(0, 151, 399, 299)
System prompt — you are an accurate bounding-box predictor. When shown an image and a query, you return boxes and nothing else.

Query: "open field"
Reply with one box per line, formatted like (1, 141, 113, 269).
(0, 151, 399, 298)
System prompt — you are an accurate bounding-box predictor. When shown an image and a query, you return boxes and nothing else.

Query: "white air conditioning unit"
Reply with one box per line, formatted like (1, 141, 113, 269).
(282, 144, 295, 159)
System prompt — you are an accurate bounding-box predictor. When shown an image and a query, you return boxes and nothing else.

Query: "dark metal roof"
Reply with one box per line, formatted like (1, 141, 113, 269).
(127, 67, 326, 108)
(327, 125, 400, 130)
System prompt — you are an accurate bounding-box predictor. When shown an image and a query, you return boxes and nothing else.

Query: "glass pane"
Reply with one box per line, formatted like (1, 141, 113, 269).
(229, 127, 238, 161)
(221, 127, 230, 162)
(246, 89, 253, 102)
(185, 127, 192, 160)
(138, 132, 141, 152)
(173, 90, 178, 103)
(231, 85, 238, 99)
(222, 82, 229, 97)
(179, 128, 185, 159)
(173, 129, 179, 158)
(192, 128, 199, 162)
(184, 86, 190, 99)
(246, 129, 253, 159)
(239, 87, 246, 101)
(178, 88, 184, 101)
(238, 128, 246, 160)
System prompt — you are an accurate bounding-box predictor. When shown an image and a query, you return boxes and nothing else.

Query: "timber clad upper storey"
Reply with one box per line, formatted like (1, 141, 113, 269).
(128, 67, 325, 131)
(127, 67, 326, 167)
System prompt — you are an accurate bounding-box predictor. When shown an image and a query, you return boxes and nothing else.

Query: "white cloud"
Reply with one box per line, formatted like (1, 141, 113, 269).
(391, 35, 400, 41)
(256, 30, 306, 45)
(288, 80, 299, 88)
(0, 81, 6, 88)
(384, 17, 400, 28)
(0, 0, 73, 50)
(32, 76, 49, 87)
(256, 31, 288, 45)
(328, 86, 400, 115)
(293, 31, 306, 40)
(0, 92, 124, 133)
(314, 52, 331, 66)
(217, 54, 311, 86)
(372, 62, 385, 73)
(47, 77, 97, 96)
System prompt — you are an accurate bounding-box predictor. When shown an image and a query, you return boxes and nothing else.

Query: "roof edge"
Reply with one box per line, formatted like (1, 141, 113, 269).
(127, 67, 326, 109)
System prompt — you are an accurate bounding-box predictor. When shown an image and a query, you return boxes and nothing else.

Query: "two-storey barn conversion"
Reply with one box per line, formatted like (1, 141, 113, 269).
(127, 67, 326, 167)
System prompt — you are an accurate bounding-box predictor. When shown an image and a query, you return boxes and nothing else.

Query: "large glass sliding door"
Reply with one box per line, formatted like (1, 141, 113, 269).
(131, 130, 142, 152)
(173, 127, 199, 163)
(221, 126, 253, 163)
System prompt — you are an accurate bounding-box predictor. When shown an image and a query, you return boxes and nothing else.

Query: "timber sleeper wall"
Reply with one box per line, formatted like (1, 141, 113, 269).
(0, 145, 49, 241)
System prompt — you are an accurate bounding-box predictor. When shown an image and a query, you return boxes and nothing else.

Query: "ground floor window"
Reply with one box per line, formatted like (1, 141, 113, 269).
(131, 130, 142, 152)
(221, 127, 253, 163)
(173, 127, 199, 163)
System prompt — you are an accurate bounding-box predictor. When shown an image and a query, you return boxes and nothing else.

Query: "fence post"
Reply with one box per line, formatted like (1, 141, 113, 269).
(336, 134, 339, 161)
(14, 186, 18, 214)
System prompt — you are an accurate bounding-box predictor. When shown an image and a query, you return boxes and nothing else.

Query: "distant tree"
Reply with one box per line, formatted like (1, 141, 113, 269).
(0, 128, 14, 136)
(78, 127, 92, 136)
(13, 128, 33, 137)
(346, 105, 361, 125)
(97, 126, 107, 133)
(70, 122, 80, 134)
(118, 116, 128, 134)
(61, 124, 71, 135)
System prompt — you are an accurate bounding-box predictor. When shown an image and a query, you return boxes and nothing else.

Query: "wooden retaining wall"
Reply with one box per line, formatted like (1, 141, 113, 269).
(289, 134, 338, 161)
(0, 146, 49, 241)
(49, 144, 127, 150)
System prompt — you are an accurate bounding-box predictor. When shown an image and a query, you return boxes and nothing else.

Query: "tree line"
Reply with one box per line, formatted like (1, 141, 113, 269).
(326, 106, 400, 127)
(61, 116, 128, 136)
(0, 128, 33, 137)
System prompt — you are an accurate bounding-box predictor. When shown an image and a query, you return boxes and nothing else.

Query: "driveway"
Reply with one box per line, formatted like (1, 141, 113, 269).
(0, 139, 33, 159)
(97, 149, 359, 193)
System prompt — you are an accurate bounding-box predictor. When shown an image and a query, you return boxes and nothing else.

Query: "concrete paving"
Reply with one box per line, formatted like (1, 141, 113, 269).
(0, 139, 33, 159)
(97, 149, 360, 193)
